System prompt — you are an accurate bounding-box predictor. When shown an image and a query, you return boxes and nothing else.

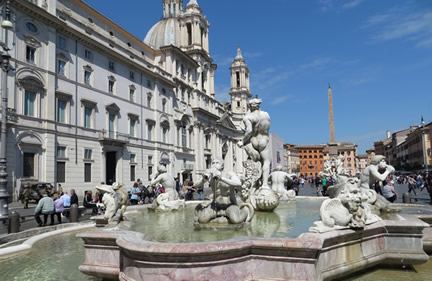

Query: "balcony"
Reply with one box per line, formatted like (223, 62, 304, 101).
(182, 164, 194, 171)
(98, 130, 129, 146)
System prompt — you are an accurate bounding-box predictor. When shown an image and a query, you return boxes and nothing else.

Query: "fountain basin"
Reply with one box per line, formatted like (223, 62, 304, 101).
(79, 213, 430, 281)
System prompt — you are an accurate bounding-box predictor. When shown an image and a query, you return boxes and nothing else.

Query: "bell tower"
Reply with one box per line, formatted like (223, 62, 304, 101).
(229, 47, 252, 127)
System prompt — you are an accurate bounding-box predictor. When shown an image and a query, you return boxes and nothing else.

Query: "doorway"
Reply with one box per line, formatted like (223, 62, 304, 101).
(106, 151, 117, 185)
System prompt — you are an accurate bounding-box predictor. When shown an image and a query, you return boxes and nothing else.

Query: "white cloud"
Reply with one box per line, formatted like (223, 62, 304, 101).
(365, 5, 432, 48)
(342, 0, 366, 9)
(270, 96, 290, 105)
(257, 57, 332, 90)
(319, 0, 366, 11)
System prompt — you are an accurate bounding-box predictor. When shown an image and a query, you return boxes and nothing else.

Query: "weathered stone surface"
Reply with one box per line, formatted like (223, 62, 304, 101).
(79, 215, 431, 281)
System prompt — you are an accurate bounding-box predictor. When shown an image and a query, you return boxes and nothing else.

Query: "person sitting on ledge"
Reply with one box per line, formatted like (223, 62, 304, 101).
(83, 190, 98, 215)
(382, 180, 397, 203)
(34, 192, 55, 227)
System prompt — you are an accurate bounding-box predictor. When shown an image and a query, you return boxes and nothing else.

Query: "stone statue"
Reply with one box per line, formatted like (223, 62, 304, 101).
(309, 177, 380, 233)
(268, 165, 296, 201)
(360, 155, 395, 212)
(96, 182, 127, 223)
(194, 159, 254, 225)
(238, 97, 279, 211)
(150, 164, 184, 211)
(320, 155, 350, 184)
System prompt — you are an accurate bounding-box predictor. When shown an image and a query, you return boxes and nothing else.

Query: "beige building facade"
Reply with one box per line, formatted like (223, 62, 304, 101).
(0, 0, 252, 200)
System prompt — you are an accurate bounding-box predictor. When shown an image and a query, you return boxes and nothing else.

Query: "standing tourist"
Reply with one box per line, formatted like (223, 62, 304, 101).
(61, 191, 71, 217)
(175, 178, 182, 194)
(52, 193, 64, 224)
(130, 182, 140, 205)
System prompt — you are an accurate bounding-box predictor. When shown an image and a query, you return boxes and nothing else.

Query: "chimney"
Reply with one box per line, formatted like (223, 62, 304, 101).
(386, 130, 391, 139)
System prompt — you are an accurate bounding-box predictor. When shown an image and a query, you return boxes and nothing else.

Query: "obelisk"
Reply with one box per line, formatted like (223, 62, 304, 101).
(328, 85, 338, 157)
(328, 85, 336, 144)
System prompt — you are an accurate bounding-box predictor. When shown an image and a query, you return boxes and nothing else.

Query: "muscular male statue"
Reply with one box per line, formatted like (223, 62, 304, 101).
(360, 155, 395, 190)
(360, 155, 395, 210)
(151, 164, 181, 211)
(194, 159, 254, 224)
(238, 97, 271, 189)
(269, 165, 295, 201)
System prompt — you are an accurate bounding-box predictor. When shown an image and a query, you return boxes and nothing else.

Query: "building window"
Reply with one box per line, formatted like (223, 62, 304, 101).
(147, 80, 152, 88)
(108, 79, 115, 93)
(130, 154, 136, 163)
(181, 126, 187, 147)
(84, 70, 91, 85)
(129, 88, 135, 102)
(129, 71, 135, 80)
(109, 114, 116, 139)
(130, 119, 136, 137)
(57, 162, 66, 183)
(162, 99, 166, 112)
(26, 22, 38, 33)
(26, 46, 36, 63)
(84, 106, 93, 128)
(205, 134, 210, 149)
(147, 123, 153, 141)
(24, 90, 36, 116)
(23, 153, 35, 178)
(148, 155, 153, 181)
(147, 94, 152, 108)
(58, 36, 67, 49)
(84, 49, 92, 60)
(130, 165, 136, 182)
(84, 149, 92, 160)
(84, 163, 91, 183)
(162, 127, 168, 143)
(181, 88, 185, 102)
(57, 59, 66, 76)
(57, 146, 66, 158)
(57, 99, 67, 123)
(108, 60, 115, 72)
(189, 130, 193, 148)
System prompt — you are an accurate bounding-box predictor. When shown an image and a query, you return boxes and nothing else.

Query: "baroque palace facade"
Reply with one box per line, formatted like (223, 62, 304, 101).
(0, 0, 253, 200)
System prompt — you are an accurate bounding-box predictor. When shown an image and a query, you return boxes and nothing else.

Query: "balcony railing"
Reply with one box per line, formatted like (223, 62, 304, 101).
(183, 164, 194, 170)
(98, 130, 129, 145)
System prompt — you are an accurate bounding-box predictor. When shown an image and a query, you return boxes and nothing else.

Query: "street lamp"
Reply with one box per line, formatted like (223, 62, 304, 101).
(0, 0, 13, 221)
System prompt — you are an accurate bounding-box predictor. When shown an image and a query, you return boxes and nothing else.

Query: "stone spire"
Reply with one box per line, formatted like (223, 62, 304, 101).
(235, 46, 244, 61)
(186, 0, 199, 7)
(328, 84, 336, 144)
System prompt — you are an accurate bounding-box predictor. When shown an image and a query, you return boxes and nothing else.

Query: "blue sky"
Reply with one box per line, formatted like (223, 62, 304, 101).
(85, 0, 432, 154)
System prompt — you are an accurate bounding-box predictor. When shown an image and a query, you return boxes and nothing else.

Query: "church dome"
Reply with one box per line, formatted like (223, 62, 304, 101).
(143, 17, 181, 49)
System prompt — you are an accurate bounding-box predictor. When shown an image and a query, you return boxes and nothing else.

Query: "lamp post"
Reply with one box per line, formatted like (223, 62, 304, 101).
(0, 0, 13, 221)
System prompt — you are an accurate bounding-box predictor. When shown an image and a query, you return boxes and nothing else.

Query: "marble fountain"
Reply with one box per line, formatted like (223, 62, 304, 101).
(77, 98, 432, 280)
(2, 97, 432, 281)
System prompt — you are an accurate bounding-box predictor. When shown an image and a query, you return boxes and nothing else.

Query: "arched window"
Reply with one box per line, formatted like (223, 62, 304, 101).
(181, 126, 187, 147)
(161, 120, 170, 143)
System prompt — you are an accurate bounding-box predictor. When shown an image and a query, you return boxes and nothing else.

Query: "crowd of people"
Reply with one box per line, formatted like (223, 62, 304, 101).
(27, 171, 432, 227)
(293, 172, 432, 204)
(128, 178, 203, 205)
(32, 184, 79, 227)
